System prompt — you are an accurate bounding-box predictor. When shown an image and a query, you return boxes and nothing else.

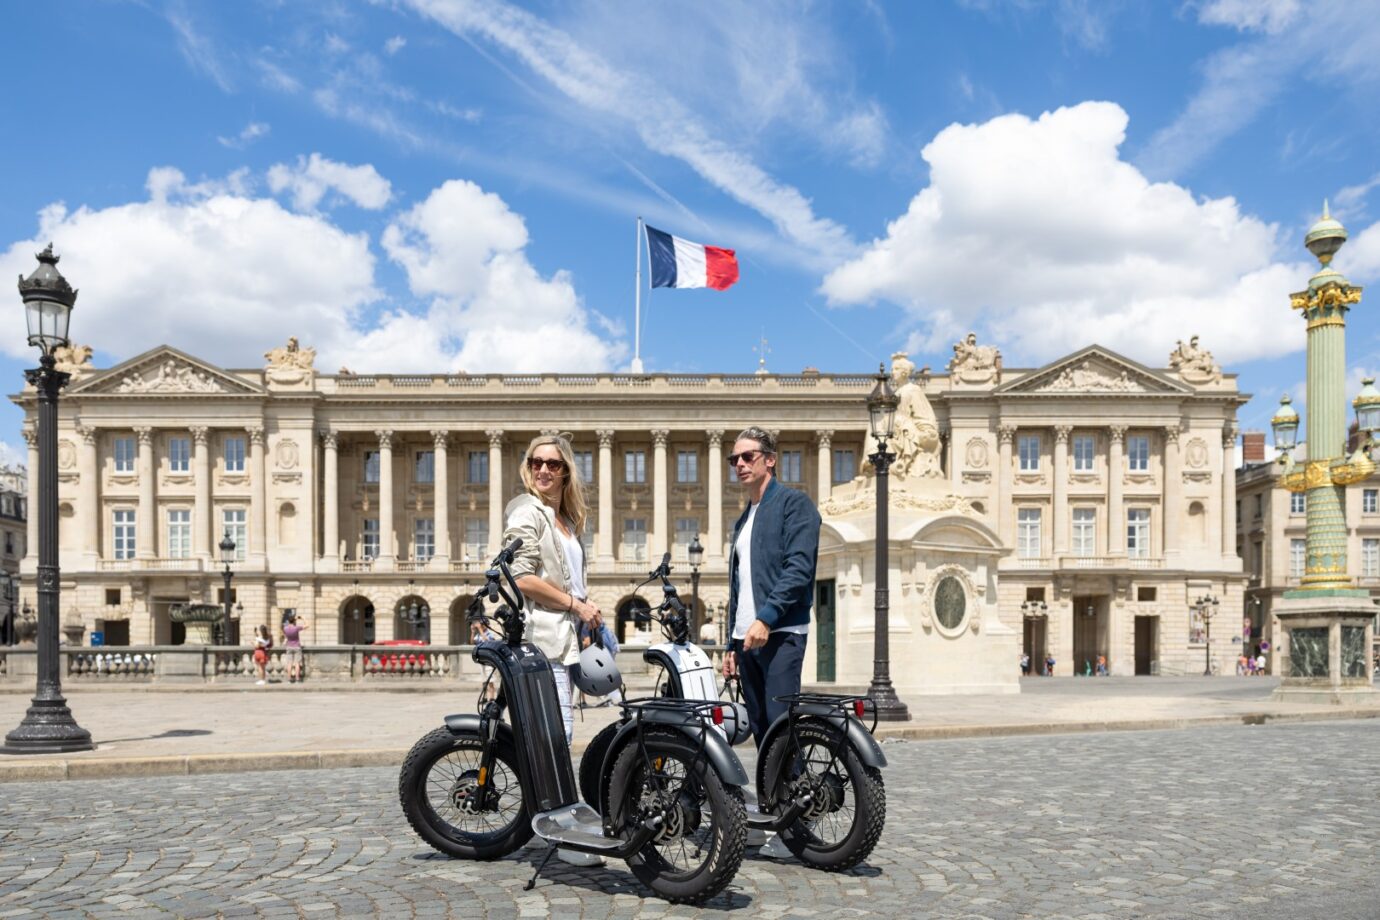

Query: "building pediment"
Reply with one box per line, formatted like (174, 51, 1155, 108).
(995, 346, 1189, 397)
(67, 346, 263, 397)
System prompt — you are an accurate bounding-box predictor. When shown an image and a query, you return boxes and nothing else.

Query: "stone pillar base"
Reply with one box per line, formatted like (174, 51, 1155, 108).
(1271, 589, 1377, 704)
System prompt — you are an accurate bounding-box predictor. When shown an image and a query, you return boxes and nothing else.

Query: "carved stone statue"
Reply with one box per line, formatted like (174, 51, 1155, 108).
(52, 343, 95, 376)
(117, 360, 224, 394)
(1039, 361, 1144, 393)
(948, 332, 1001, 384)
(863, 353, 943, 483)
(265, 336, 316, 386)
(1168, 335, 1222, 384)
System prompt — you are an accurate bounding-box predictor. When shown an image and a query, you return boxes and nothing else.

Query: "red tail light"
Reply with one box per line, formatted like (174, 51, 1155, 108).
(853, 700, 865, 719)
(712, 706, 724, 726)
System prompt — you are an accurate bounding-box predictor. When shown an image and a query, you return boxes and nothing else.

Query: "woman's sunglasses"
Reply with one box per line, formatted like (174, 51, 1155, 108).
(527, 457, 568, 472)
(726, 449, 771, 466)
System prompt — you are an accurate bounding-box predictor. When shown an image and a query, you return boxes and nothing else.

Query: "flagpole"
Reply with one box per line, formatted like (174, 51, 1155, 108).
(632, 216, 645, 374)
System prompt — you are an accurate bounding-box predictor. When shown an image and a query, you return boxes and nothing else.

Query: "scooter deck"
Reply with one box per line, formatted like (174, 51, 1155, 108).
(532, 803, 625, 852)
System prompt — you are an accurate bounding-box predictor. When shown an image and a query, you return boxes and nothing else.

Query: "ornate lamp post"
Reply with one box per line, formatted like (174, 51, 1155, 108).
(687, 534, 704, 632)
(866, 365, 910, 720)
(1272, 204, 1378, 702)
(2, 246, 92, 754)
(1193, 595, 1220, 676)
(219, 531, 236, 645)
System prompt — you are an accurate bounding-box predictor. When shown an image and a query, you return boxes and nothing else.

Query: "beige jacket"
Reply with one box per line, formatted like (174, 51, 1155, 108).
(502, 493, 584, 665)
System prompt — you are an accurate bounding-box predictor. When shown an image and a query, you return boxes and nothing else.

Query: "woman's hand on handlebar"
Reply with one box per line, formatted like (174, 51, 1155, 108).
(572, 597, 603, 629)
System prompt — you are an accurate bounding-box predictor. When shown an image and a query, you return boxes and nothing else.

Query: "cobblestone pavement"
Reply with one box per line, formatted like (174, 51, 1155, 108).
(2, 720, 1377, 919)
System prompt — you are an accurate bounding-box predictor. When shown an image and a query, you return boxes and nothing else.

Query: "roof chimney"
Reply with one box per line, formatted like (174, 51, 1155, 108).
(1241, 430, 1266, 463)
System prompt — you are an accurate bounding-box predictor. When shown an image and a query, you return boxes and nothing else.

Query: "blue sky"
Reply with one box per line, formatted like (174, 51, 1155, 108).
(3, 0, 1380, 466)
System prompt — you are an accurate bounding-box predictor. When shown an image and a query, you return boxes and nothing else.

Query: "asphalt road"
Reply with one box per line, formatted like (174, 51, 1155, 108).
(2, 720, 1377, 919)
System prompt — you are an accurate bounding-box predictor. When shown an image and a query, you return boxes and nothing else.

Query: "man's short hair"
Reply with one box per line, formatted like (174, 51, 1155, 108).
(735, 426, 777, 455)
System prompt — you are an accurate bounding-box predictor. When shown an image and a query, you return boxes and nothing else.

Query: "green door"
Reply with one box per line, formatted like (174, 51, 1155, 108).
(816, 579, 836, 682)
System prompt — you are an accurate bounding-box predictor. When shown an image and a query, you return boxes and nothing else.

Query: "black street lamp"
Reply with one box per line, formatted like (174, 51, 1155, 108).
(219, 530, 237, 645)
(1194, 594, 1220, 676)
(688, 534, 704, 632)
(3, 245, 92, 754)
(866, 365, 910, 721)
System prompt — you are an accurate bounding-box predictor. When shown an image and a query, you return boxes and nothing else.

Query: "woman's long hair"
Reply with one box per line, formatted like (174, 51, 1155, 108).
(519, 433, 588, 534)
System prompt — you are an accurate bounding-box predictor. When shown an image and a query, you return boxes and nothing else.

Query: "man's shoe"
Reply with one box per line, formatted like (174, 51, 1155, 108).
(556, 848, 605, 867)
(759, 835, 793, 859)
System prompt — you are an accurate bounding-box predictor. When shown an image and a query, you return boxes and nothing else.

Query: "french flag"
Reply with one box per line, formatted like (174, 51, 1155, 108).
(646, 224, 739, 291)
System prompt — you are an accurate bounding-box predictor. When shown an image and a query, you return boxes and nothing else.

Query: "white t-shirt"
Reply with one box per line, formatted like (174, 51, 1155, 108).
(556, 525, 586, 601)
(732, 504, 759, 640)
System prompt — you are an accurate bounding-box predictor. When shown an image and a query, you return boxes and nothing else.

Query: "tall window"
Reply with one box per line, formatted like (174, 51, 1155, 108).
(1072, 508, 1096, 556)
(779, 450, 803, 483)
(622, 518, 647, 561)
(1290, 539, 1306, 577)
(1254, 494, 1263, 517)
(1365, 489, 1378, 514)
(832, 449, 856, 483)
(1127, 436, 1150, 472)
(1126, 508, 1151, 559)
(676, 450, 698, 483)
(362, 519, 380, 560)
(1018, 435, 1040, 471)
(464, 519, 487, 559)
(167, 510, 191, 559)
(414, 518, 434, 562)
(168, 437, 190, 473)
(224, 436, 246, 473)
(467, 451, 488, 484)
(1290, 492, 1306, 514)
(113, 437, 136, 473)
(221, 509, 247, 560)
(573, 450, 594, 484)
(1365, 539, 1380, 577)
(625, 450, 647, 483)
(415, 451, 435, 484)
(1017, 508, 1042, 558)
(113, 510, 136, 560)
(363, 450, 380, 484)
(674, 517, 699, 556)
(1072, 435, 1095, 472)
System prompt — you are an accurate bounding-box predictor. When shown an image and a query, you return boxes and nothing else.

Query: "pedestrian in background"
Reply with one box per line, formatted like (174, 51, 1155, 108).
(282, 612, 306, 684)
(252, 624, 272, 685)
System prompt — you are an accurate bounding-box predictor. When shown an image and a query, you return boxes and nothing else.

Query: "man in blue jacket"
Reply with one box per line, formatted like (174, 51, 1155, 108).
(723, 426, 822, 748)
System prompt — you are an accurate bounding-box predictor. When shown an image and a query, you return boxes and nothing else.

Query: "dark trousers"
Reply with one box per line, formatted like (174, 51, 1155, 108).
(733, 632, 806, 747)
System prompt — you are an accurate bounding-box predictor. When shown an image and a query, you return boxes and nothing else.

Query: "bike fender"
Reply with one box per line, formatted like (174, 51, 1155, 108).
(603, 715, 750, 788)
(443, 712, 517, 749)
(755, 713, 887, 795)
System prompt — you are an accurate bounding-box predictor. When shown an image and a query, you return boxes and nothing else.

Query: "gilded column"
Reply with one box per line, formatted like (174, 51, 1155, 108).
(76, 423, 99, 562)
(1163, 426, 1181, 558)
(321, 431, 339, 563)
(23, 428, 37, 563)
(1052, 425, 1071, 555)
(1221, 425, 1237, 556)
(486, 429, 504, 556)
(190, 426, 210, 560)
(816, 430, 834, 503)
(996, 424, 1015, 545)
(1108, 426, 1126, 554)
(376, 429, 395, 564)
(431, 430, 450, 567)
(596, 429, 615, 564)
(248, 426, 267, 562)
(135, 426, 155, 559)
(652, 429, 669, 558)
(707, 429, 724, 559)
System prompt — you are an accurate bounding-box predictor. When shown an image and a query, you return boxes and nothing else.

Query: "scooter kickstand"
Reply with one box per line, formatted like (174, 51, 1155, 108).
(525, 843, 558, 891)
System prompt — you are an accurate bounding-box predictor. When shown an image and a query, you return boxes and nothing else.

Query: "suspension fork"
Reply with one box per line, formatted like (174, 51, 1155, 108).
(473, 697, 505, 810)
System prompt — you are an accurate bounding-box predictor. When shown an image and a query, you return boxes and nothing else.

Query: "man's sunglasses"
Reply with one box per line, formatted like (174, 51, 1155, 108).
(527, 457, 568, 472)
(726, 449, 772, 466)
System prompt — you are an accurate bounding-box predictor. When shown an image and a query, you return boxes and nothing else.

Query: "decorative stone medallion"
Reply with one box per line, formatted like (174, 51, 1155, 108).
(964, 438, 989, 470)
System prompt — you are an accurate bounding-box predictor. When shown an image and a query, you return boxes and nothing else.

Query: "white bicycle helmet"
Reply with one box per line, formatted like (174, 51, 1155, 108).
(718, 701, 752, 747)
(572, 638, 622, 696)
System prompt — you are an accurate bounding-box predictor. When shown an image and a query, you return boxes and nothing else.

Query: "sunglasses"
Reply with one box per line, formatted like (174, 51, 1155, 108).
(527, 456, 568, 472)
(726, 450, 771, 466)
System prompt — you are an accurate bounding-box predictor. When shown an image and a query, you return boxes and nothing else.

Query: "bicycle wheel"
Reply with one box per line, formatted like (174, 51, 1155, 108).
(398, 726, 532, 860)
(607, 727, 746, 904)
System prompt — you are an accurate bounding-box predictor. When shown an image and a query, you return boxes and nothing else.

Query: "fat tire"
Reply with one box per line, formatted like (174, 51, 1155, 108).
(578, 721, 622, 812)
(398, 726, 532, 860)
(607, 727, 746, 904)
(761, 720, 885, 872)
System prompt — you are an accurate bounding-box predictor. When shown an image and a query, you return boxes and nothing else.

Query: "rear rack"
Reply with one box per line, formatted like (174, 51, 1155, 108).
(619, 697, 724, 719)
(773, 692, 878, 734)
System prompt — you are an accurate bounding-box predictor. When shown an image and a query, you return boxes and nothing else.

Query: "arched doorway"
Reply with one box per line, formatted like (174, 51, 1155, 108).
(394, 594, 431, 643)
(450, 592, 485, 645)
(615, 594, 652, 644)
(338, 594, 375, 645)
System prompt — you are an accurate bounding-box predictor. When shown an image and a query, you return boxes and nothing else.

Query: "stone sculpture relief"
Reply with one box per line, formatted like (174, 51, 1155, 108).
(265, 336, 316, 386)
(948, 332, 1002, 384)
(1037, 361, 1145, 393)
(1168, 335, 1222, 384)
(116, 360, 225, 394)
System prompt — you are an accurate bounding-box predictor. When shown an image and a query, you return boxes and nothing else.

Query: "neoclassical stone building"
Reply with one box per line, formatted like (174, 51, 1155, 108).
(12, 335, 1246, 679)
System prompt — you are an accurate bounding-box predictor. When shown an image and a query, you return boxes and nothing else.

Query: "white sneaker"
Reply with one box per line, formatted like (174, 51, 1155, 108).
(256, 679, 265, 685)
(556, 848, 605, 867)
(759, 835, 793, 859)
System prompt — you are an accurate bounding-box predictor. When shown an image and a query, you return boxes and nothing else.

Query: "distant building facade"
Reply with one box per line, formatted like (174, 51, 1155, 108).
(0, 464, 25, 644)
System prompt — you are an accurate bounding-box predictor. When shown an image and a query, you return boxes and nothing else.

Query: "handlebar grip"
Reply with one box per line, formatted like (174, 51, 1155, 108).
(492, 537, 524, 567)
(660, 551, 671, 566)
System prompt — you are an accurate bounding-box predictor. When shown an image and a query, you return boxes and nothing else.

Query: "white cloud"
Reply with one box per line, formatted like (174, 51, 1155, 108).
(377, 179, 624, 372)
(0, 441, 24, 470)
(266, 153, 392, 212)
(1196, 0, 1300, 34)
(0, 168, 380, 368)
(821, 101, 1335, 367)
(217, 121, 271, 149)
(384, 35, 407, 55)
(165, 5, 233, 92)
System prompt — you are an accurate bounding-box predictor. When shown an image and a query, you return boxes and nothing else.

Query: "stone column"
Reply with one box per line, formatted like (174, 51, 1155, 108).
(1053, 425, 1071, 555)
(652, 429, 670, 558)
(135, 426, 155, 559)
(486, 429, 504, 555)
(431, 430, 450, 568)
(707, 429, 725, 559)
(1163, 426, 1181, 559)
(248, 426, 267, 562)
(376, 430, 395, 565)
(1108, 426, 1126, 555)
(596, 429, 615, 564)
(23, 428, 37, 564)
(321, 431, 339, 564)
(996, 425, 1015, 545)
(1221, 425, 1238, 556)
(191, 426, 210, 561)
(76, 423, 99, 563)
(816, 430, 834, 502)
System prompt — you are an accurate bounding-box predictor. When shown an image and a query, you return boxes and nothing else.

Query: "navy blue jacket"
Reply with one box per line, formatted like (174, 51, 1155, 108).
(727, 478, 822, 632)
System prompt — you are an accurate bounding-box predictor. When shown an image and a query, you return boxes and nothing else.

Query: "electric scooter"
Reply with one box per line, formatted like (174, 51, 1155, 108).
(580, 555, 888, 872)
(398, 539, 750, 904)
